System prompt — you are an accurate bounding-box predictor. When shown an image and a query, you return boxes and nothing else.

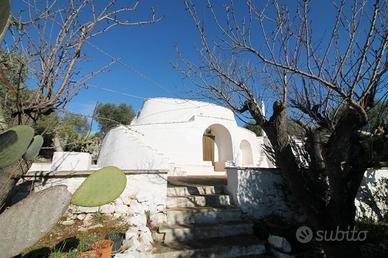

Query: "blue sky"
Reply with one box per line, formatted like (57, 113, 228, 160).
(67, 0, 343, 121)
(10, 0, 374, 130)
(68, 0, 204, 118)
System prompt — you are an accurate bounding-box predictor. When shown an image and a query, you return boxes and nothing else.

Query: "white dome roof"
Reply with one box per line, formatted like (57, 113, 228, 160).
(132, 98, 235, 125)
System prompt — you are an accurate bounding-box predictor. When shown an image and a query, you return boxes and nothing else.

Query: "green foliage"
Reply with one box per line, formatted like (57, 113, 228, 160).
(63, 113, 90, 135)
(71, 166, 127, 207)
(23, 135, 44, 160)
(0, 51, 32, 126)
(244, 120, 263, 136)
(0, 0, 10, 42)
(91, 212, 109, 224)
(58, 113, 92, 152)
(0, 125, 34, 168)
(95, 103, 135, 134)
(34, 112, 94, 153)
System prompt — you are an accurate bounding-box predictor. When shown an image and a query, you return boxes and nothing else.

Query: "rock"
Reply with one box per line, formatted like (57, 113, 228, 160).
(122, 196, 132, 206)
(124, 226, 153, 252)
(156, 204, 165, 212)
(76, 214, 86, 221)
(83, 214, 93, 226)
(113, 213, 124, 219)
(126, 214, 147, 226)
(129, 199, 146, 214)
(268, 235, 292, 253)
(113, 197, 125, 205)
(61, 219, 75, 226)
(87, 223, 103, 230)
(150, 212, 166, 226)
(135, 192, 149, 203)
(271, 249, 295, 258)
(137, 226, 153, 252)
(72, 205, 99, 213)
(125, 228, 139, 241)
(78, 226, 88, 232)
(115, 204, 129, 214)
(100, 204, 116, 214)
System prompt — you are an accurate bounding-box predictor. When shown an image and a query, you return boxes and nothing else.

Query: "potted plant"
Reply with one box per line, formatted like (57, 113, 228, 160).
(91, 240, 113, 258)
(77, 249, 103, 258)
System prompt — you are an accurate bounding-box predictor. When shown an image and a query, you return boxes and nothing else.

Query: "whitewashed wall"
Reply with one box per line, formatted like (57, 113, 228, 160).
(227, 167, 388, 223)
(356, 168, 388, 222)
(226, 167, 305, 222)
(51, 152, 92, 171)
(97, 98, 269, 175)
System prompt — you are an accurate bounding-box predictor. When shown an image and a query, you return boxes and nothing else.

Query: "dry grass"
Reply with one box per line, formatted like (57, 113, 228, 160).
(21, 213, 130, 258)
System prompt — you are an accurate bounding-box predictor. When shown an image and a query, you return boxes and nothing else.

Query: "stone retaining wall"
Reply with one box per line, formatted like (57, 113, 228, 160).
(13, 170, 168, 230)
(356, 168, 388, 222)
(226, 167, 305, 223)
(226, 167, 388, 223)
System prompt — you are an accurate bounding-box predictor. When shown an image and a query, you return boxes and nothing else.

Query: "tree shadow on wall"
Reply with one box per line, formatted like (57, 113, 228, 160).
(357, 169, 388, 222)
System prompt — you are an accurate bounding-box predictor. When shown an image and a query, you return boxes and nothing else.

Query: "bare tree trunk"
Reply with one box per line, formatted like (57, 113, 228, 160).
(248, 100, 369, 230)
(53, 133, 63, 152)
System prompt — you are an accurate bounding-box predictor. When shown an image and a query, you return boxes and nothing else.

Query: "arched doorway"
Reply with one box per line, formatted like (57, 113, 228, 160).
(239, 140, 253, 166)
(202, 124, 233, 171)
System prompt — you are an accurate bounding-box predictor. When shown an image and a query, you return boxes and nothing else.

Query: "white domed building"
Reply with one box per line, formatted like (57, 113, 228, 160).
(97, 98, 272, 176)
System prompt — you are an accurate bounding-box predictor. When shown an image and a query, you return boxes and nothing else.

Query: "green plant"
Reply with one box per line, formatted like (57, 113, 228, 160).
(71, 166, 127, 207)
(0, 125, 127, 257)
(0, 186, 72, 258)
(91, 212, 108, 224)
(145, 210, 152, 228)
(23, 135, 44, 160)
(0, 125, 34, 168)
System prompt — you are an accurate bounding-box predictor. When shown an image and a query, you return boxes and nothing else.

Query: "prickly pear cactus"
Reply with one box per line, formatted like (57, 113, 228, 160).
(0, 125, 34, 168)
(23, 135, 44, 161)
(0, 186, 72, 258)
(71, 166, 127, 207)
(0, 0, 10, 42)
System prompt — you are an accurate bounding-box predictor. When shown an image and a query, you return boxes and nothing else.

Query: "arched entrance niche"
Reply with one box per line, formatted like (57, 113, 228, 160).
(202, 124, 233, 171)
(239, 140, 253, 166)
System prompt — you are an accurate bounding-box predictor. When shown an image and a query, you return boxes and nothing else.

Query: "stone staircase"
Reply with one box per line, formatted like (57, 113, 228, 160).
(150, 177, 266, 258)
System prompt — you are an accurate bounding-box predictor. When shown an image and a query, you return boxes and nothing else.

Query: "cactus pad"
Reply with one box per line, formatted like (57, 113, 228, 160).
(0, 125, 34, 168)
(23, 135, 44, 161)
(0, 186, 72, 258)
(71, 166, 127, 207)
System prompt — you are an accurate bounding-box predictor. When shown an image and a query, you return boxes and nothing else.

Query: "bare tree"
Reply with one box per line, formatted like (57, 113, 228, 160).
(0, 0, 159, 209)
(177, 0, 387, 246)
(0, 0, 160, 125)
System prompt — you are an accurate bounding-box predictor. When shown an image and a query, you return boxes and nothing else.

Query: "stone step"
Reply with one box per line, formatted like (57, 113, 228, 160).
(149, 235, 266, 258)
(167, 185, 225, 196)
(159, 221, 254, 243)
(167, 194, 232, 208)
(167, 206, 244, 224)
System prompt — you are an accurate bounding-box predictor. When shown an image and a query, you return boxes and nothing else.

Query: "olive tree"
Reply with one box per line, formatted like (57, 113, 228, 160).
(0, 0, 159, 125)
(177, 0, 387, 237)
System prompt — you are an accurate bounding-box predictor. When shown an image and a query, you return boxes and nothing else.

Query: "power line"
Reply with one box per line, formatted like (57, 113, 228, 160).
(87, 83, 146, 100)
(85, 42, 207, 108)
(86, 41, 177, 97)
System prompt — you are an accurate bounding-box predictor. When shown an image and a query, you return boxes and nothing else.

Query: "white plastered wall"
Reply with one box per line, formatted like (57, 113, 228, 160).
(97, 98, 269, 175)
